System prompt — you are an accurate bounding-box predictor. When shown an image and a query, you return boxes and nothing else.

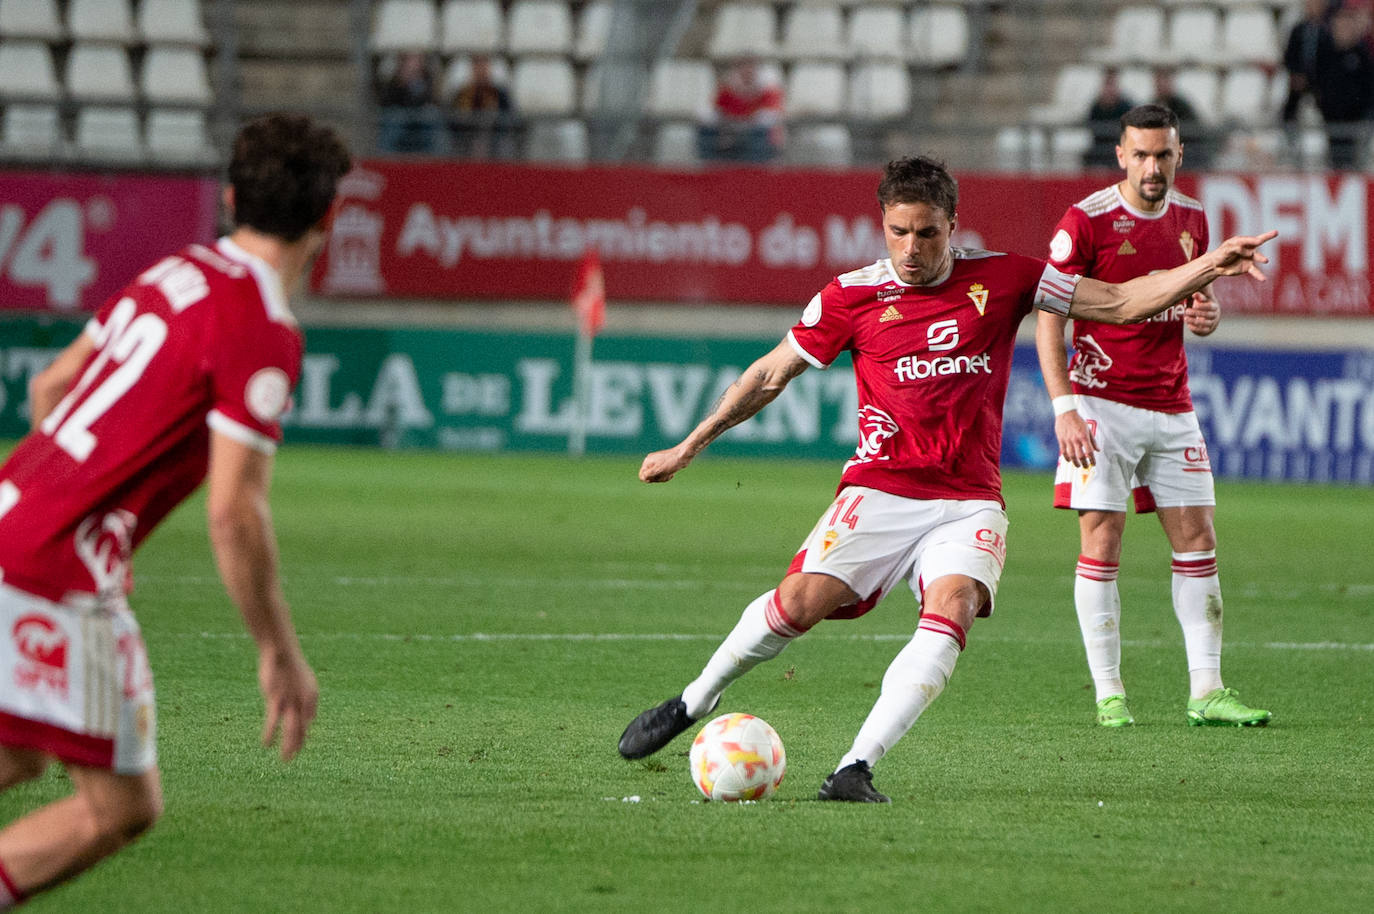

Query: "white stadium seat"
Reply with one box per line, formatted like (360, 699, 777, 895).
(788, 123, 852, 167)
(0, 40, 61, 101)
(440, 0, 502, 55)
(1, 102, 61, 153)
(579, 60, 647, 113)
(373, 0, 439, 53)
(847, 5, 907, 61)
(646, 58, 715, 120)
(141, 46, 212, 105)
(1092, 6, 1166, 66)
(146, 107, 214, 163)
(785, 62, 847, 119)
(653, 121, 700, 166)
(1219, 65, 1272, 126)
(0, 0, 62, 42)
(707, 3, 778, 60)
(1219, 6, 1281, 66)
(1051, 125, 1093, 170)
(137, 0, 209, 46)
(510, 57, 576, 115)
(1028, 64, 1104, 125)
(525, 118, 588, 163)
(1117, 66, 1155, 108)
(1173, 66, 1220, 125)
(779, 5, 847, 61)
(574, 1, 611, 62)
(75, 105, 143, 160)
(68, 0, 137, 44)
(847, 60, 910, 120)
(65, 43, 137, 104)
(1167, 6, 1221, 66)
(507, 0, 572, 56)
(910, 5, 969, 69)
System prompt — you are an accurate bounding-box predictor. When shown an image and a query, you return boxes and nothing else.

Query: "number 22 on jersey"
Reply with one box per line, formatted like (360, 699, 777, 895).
(40, 297, 168, 463)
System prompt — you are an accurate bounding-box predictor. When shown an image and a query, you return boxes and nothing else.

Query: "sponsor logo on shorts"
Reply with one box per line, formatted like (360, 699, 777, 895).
(973, 528, 1007, 567)
(1183, 443, 1211, 472)
(12, 613, 69, 697)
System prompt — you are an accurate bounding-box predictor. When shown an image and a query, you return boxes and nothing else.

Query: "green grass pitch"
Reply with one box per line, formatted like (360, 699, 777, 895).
(3, 447, 1372, 913)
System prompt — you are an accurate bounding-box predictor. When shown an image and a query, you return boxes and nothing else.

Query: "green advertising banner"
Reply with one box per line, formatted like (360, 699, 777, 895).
(1, 318, 858, 458)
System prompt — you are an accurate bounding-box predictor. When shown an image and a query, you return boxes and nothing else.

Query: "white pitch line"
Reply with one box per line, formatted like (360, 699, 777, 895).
(167, 630, 1374, 651)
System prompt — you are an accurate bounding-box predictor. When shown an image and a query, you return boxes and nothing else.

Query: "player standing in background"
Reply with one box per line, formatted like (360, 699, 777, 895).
(617, 154, 1276, 802)
(1036, 104, 1271, 730)
(0, 113, 351, 907)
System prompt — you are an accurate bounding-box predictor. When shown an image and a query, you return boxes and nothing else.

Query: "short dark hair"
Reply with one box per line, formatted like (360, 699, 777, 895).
(1119, 104, 1181, 137)
(877, 155, 958, 218)
(228, 113, 353, 242)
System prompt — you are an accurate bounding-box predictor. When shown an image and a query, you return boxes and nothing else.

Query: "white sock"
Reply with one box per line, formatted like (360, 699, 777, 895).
(1172, 551, 1224, 699)
(1075, 555, 1124, 701)
(837, 616, 964, 770)
(681, 590, 805, 719)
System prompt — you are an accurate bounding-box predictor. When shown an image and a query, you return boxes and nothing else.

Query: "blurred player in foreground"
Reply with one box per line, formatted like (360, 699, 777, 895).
(1037, 105, 1271, 729)
(0, 113, 351, 907)
(617, 155, 1276, 802)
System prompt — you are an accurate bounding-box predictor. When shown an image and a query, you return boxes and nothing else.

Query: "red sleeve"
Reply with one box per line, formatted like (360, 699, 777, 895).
(206, 290, 302, 452)
(1046, 207, 1094, 277)
(787, 278, 854, 369)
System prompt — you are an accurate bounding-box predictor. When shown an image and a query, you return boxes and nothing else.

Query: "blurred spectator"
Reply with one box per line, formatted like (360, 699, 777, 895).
(698, 57, 784, 163)
(450, 55, 515, 160)
(1282, 0, 1338, 125)
(1313, 2, 1374, 169)
(1152, 68, 1212, 169)
(376, 51, 444, 154)
(1083, 68, 1135, 169)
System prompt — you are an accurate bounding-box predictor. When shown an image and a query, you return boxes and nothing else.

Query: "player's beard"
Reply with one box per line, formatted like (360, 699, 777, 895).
(1137, 177, 1168, 203)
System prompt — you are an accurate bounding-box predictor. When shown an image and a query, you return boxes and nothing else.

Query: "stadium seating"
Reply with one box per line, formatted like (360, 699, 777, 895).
(646, 58, 714, 120)
(1028, 63, 1104, 125)
(0, 39, 60, 101)
(0, 0, 61, 42)
(141, 46, 212, 106)
(910, 5, 970, 70)
(653, 121, 699, 165)
(510, 57, 576, 116)
(145, 107, 214, 164)
(787, 123, 852, 167)
(373, 0, 439, 53)
(68, 0, 137, 44)
(1166, 6, 1221, 66)
(1173, 66, 1220, 125)
(74, 104, 142, 159)
(573, 1, 610, 62)
(1218, 65, 1273, 126)
(507, 0, 572, 56)
(0, 101, 60, 154)
(440, 0, 502, 55)
(525, 118, 588, 162)
(779, 5, 847, 61)
(707, 3, 778, 60)
(1218, 5, 1281, 66)
(137, 0, 209, 46)
(1092, 6, 1166, 66)
(784, 62, 847, 119)
(847, 60, 910, 121)
(846, 5, 907, 61)
(65, 43, 137, 104)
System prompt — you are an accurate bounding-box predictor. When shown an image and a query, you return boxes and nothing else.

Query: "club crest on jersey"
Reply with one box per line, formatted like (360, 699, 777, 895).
(1113, 216, 1135, 234)
(1118, 240, 1136, 255)
(1179, 230, 1195, 260)
(966, 283, 988, 316)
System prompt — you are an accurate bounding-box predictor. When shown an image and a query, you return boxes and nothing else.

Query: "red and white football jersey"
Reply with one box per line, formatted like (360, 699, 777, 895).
(789, 249, 1078, 505)
(0, 238, 303, 602)
(1047, 185, 1210, 413)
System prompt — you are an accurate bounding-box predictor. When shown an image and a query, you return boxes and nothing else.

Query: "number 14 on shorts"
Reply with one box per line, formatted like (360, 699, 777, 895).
(828, 494, 865, 531)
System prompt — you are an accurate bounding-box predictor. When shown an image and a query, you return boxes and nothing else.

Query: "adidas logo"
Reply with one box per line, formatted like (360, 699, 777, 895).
(1118, 240, 1136, 255)
(879, 304, 903, 323)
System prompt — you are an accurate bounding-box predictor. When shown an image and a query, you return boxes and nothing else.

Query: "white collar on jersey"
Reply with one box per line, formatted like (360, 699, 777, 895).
(1113, 184, 1171, 221)
(882, 254, 954, 288)
(215, 236, 296, 325)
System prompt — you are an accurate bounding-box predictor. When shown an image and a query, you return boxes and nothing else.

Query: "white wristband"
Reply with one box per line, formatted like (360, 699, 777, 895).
(1052, 395, 1078, 416)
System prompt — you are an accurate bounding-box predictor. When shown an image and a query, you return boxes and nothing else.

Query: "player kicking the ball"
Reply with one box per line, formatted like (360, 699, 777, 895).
(617, 155, 1276, 802)
(0, 114, 350, 907)
(1036, 105, 1271, 729)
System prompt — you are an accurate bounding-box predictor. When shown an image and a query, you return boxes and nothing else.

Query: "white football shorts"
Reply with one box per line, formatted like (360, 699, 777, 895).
(0, 580, 156, 774)
(1054, 395, 1215, 512)
(790, 486, 1008, 619)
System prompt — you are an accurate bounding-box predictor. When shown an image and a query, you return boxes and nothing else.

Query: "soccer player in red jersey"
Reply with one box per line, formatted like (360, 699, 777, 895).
(1037, 105, 1272, 730)
(0, 114, 350, 907)
(617, 155, 1276, 802)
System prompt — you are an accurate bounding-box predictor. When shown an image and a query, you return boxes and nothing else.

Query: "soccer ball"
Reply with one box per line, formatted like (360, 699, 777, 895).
(689, 712, 786, 802)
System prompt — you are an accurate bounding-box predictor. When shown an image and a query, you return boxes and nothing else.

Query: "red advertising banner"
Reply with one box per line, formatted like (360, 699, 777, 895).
(0, 170, 218, 313)
(314, 161, 1373, 315)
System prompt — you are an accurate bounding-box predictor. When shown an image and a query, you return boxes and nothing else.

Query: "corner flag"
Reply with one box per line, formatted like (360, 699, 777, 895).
(571, 247, 606, 337)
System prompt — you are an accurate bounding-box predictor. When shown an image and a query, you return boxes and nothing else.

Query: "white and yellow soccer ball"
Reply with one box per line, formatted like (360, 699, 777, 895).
(689, 712, 786, 802)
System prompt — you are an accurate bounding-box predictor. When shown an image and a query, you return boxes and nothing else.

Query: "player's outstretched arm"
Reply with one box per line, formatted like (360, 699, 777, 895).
(1035, 311, 1097, 468)
(640, 338, 809, 483)
(1069, 230, 1277, 325)
(206, 430, 318, 761)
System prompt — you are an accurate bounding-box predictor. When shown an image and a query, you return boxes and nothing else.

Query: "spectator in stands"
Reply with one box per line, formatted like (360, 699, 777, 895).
(450, 54, 515, 160)
(1083, 69, 1135, 169)
(376, 51, 444, 154)
(698, 57, 785, 163)
(1313, 2, 1374, 169)
(1151, 68, 1212, 169)
(1282, 0, 1338, 126)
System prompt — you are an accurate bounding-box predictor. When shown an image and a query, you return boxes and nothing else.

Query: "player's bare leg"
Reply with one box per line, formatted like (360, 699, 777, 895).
(1157, 506, 1270, 726)
(824, 574, 986, 803)
(618, 572, 855, 760)
(0, 761, 161, 906)
(1075, 510, 1133, 725)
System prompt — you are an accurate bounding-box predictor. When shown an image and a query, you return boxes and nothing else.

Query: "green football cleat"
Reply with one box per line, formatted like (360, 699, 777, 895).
(1186, 688, 1272, 727)
(1095, 694, 1135, 728)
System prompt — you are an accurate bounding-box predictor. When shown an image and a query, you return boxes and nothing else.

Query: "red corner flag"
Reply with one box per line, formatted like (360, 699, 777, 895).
(571, 247, 606, 337)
